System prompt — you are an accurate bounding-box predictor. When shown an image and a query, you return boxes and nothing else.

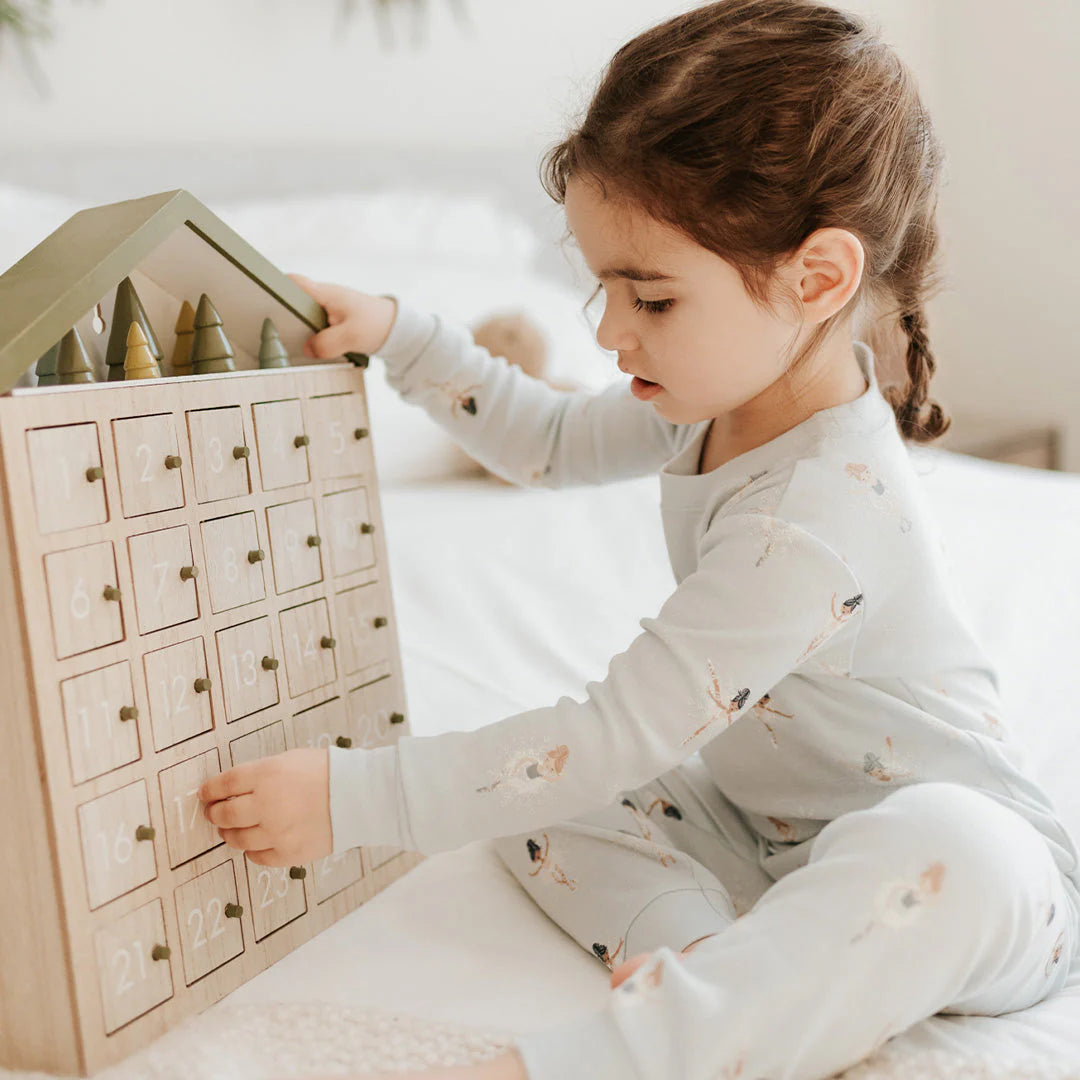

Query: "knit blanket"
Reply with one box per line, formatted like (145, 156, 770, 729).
(3, 1001, 1078, 1080)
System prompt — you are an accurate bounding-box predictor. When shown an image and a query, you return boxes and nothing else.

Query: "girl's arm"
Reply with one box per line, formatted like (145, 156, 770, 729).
(373, 297, 683, 488)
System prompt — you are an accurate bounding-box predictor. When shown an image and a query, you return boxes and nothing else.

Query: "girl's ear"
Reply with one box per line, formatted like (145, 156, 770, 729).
(793, 227, 865, 323)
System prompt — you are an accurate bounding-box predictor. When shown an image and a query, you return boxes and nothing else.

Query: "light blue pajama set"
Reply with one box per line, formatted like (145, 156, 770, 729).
(326, 298, 1080, 1080)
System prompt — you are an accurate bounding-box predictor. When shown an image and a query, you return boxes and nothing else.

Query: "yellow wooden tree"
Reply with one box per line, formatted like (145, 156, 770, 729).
(124, 322, 162, 380)
(171, 300, 196, 376)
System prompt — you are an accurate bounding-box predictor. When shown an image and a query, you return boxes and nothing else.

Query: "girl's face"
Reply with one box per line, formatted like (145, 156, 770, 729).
(563, 173, 861, 436)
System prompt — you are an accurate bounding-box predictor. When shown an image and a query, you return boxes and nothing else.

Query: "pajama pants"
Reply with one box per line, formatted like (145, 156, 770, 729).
(492, 752, 1080, 1080)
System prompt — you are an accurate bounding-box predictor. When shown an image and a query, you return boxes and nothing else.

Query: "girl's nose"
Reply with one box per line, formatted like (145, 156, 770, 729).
(595, 305, 639, 354)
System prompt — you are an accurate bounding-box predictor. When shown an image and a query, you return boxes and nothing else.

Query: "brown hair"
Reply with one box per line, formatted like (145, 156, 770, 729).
(540, 0, 951, 444)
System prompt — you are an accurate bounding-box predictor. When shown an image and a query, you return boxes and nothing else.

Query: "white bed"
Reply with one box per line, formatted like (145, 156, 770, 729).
(3, 181, 1079, 1079)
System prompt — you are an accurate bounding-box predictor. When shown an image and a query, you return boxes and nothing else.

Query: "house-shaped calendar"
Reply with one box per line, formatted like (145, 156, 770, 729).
(0, 190, 421, 1076)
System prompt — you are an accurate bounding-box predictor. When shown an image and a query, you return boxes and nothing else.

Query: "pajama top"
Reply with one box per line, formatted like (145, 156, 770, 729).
(327, 295, 1080, 900)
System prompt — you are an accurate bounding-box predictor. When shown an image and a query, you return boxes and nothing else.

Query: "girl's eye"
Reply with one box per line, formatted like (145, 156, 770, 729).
(632, 297, 674, 314)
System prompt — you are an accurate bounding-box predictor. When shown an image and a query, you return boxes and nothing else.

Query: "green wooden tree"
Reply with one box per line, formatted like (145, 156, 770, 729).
(124, 322, 162, 379)
(171, 300, 196, 376)
(106, 277, 162, 382)
(56, 328, 95, 384)
(35, 341, 60, 386)
(258, 317, 290, 368)
(190, 294, 236, 374)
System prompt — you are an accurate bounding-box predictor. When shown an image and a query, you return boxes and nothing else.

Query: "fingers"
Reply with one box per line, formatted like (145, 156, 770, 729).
(198, 764, 255, 805)
(303, 321, 357, 360)
(204, 791, 258, 829)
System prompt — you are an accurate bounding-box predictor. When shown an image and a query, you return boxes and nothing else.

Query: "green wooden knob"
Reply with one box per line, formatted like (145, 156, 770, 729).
(335, 735, 352, 748)
(194, 677, 212, 693)
(289, 865, 307, 879)
(247, 548, 265, 563)
(320, 635, 335, 649)
(390, 712, 405, 724)
(164, 454, 182, 470)
(180, 564, 198, 580)
(354, 427, 369, 440)
(294, 434, 310, 448)
(233, 445, 250, 459)
(85, 465, 104, 482)
(261, 656, 279, 671)
(151, 944, 170, 961)
(119, 705, 138, 722)
(374, 616, 387, 628)
(103, 585, 121, 602)
(306, 534, 321, 547)
(360, 522, 374, 534)
(224, 903, 243, 918)
(136, 825, 155, 841)
(344, 352, 369, 368)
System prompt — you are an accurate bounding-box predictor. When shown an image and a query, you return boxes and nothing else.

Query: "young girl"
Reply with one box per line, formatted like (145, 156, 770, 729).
(198, 2, 1080, 1078)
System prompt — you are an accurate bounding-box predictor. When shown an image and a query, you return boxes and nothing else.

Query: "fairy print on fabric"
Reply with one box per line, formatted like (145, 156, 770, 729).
(859, 736, 915, 783)
(617, 798, 678, 867)
(849, 861, 946, 943)
(681, 658, 753, 747)
(419, 376, 482, 417)
(592, 938, 626, 970)
(746, 508, 799, 567)
(749, 692, 793, 749)
(1046, 931, 1066, 978)
(474, 743, 569, 799)
(845, 462, 913, 533)
(795, 592, 863, 665)
(525, 833, 578, 891)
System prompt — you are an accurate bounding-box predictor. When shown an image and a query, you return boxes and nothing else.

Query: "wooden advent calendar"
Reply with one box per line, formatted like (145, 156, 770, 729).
(0, 190, 423, 1076)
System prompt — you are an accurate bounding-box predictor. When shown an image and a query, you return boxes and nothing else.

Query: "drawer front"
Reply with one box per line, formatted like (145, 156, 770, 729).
(44, 540, 125, 659)
(27, 422, 109, 534)
(187, 406, 252, 503)
(112, 414, 186, 517)
(201, 511, 267, 613)
(335, 582, 393, 679)
(266, 498, 324, 593)
(216, 616, 280, 722)
(143, 636, 215, 751)
(174, 860, 245, 985)
(159, 748, 225, 868)
(252, 399, 310, 490)
(77, 778, 158, 910)
(305, 392, 371, 479)
(94, 898, 173, 1034)
(60, 661, 141, 785)
(322, 487, 376, 578)
(279, 598, 337, 698)
(128, 525, 200, 634)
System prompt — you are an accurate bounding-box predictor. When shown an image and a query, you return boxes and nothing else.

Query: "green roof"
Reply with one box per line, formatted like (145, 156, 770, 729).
(0, 189, 331, 394)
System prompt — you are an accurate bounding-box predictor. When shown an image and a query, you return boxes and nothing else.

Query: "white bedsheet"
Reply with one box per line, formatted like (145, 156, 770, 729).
(217, 443, 1080, 1068)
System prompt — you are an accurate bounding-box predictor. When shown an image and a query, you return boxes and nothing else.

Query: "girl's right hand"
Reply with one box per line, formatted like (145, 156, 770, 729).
(287, 273, 398, 360)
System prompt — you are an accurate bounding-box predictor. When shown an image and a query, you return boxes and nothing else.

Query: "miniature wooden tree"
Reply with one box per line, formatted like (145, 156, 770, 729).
(106, 277, 163, 381)
(124, 322, 162, 380)
(35, 342, 60, 386)
(171, 300, 196, 376)
(56, 328, 95, 384)
(258, 317, 290, 368)
(190, 294, 236, 374)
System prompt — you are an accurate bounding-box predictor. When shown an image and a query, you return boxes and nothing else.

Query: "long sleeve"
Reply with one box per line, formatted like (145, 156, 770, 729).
(371, 295, 681, 488)
(326, 511, 864, 857)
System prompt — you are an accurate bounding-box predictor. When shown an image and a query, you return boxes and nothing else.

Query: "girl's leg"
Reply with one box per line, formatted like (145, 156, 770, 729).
(489, 752, 775, 970)
(536, 780, 1079, 1080)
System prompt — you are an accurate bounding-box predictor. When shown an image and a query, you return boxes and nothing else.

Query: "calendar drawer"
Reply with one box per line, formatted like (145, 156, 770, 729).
(186, 406, 252, 504)
(252, 399, 310, 490)
(291, 695, 351, 751)
(200, 511, 267, 613)
(77, 778, 158, 910)
(216, 616, 279, 722)
(27, 422, 109, 535)
(93, 898, 173, 1034)
(266, 497, 324, 593)
(127, 525, 200, 635)
(60, 661, 141, 785)
(143, 637, 214, 751)
(306, 392, 372, 479)
(44, 540, 125, 659)
(322, 486, 376, 578)
(279, 598, 337, 698)
(112, 414, 185, 517)
(174, 861, 244, 986)
(159, 748, 224, 869)
(335, 583, 393, 679)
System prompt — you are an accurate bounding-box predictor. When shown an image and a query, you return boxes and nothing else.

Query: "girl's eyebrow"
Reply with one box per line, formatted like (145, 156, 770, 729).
(596, 266, 676, 282)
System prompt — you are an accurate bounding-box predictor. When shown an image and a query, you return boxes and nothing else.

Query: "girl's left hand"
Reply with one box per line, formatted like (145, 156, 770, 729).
(197, 747, 333, 867)
(288, 1048, 530, 1080)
